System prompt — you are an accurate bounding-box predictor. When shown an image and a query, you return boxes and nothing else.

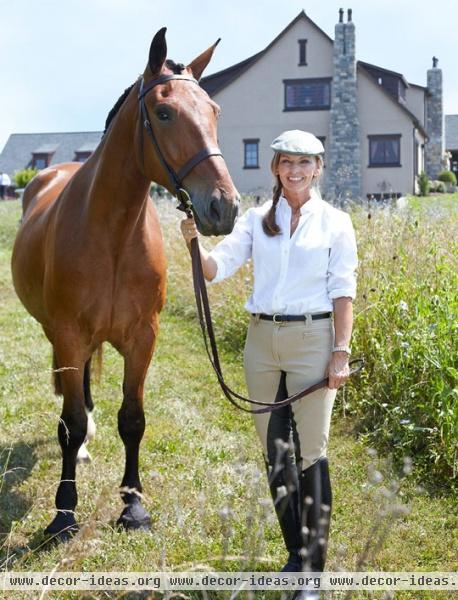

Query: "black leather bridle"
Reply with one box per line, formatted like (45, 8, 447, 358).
(138, 73, 222, 216)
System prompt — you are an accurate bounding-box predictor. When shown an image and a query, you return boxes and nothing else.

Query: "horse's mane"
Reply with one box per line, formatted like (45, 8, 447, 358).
(103, 60, 186, 134)
(103, 82, 137, 134)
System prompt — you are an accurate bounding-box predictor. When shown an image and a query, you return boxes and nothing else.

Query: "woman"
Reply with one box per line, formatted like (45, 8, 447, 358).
(181, 130, 357, 598)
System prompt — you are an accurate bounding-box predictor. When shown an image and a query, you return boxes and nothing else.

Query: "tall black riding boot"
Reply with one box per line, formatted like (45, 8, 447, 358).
(265, 455, 302, 572)
(299, 457, 332, 572)
(290, 458, 332, 600)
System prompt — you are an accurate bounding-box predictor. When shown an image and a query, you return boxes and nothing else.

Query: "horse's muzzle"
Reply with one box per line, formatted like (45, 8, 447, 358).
(193, 191, 240, 236)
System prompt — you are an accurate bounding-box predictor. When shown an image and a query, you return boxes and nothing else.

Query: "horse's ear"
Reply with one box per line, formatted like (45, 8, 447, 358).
(187, 38, 221, 80)
(148, 27, 167, 75)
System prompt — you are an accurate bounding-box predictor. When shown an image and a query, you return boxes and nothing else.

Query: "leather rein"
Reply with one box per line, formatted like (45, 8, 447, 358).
(139, 74, 364, 414)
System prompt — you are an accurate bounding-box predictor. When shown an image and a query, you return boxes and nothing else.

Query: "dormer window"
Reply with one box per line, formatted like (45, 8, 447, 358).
(298, 39, 307, 66)
(31, 153, 50, 169)
(74, 151, 92, 163)
(31, 143, 58, 170)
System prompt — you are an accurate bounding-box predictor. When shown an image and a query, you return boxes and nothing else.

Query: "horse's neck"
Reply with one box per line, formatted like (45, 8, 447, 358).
(87, 97, 151, 230)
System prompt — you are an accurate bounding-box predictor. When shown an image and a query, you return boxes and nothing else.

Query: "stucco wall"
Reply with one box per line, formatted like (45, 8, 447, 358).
(405, 85, 426, 127)
(358, 69, 417, 196)
(213, 19, 333, 195)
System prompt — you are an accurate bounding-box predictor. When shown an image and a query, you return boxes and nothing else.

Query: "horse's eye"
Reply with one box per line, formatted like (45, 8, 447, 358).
(156, 109, 170, 122)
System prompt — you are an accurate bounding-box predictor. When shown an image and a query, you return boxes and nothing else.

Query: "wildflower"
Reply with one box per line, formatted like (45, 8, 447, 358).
(403, 457, 413, 475)
(399, 300, 408, 311)
(369, 470, 383, 484)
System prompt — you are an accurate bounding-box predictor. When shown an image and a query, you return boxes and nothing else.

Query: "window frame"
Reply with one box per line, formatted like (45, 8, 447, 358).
(368, 134, 402, 168)
(243, 138, 260, 169)
(31, 153, 51, 169)
(283, 78, 332, 112)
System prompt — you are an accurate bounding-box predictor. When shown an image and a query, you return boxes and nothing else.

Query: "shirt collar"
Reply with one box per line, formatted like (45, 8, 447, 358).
(279, 188, 322, 215)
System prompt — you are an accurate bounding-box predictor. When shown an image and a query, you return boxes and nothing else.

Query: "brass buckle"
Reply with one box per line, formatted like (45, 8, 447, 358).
(272, 314, 283, 324)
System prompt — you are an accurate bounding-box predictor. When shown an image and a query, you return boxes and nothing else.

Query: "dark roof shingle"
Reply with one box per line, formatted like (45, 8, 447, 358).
(0, 131, 103, 177)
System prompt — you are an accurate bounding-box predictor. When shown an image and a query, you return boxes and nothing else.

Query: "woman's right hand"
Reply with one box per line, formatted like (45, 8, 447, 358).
(180, 217, 198, 246)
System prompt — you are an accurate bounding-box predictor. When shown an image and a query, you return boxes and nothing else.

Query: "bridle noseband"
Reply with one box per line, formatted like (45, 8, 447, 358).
(138, 73, 223, 216)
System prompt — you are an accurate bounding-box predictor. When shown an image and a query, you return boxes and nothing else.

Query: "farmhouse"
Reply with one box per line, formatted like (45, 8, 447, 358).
(200, 9, 450, 200)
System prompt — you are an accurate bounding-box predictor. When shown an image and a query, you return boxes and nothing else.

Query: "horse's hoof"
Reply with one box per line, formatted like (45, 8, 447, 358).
(44, 512, 79, 542)
(117, 501, 152, 531)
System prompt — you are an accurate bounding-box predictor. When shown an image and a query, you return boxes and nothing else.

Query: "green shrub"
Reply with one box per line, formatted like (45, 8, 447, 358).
(13, 167, 38, 188)
(417, 171, 429, 196)
(437, 170, 457, 186)
(429, 180, 446, 193)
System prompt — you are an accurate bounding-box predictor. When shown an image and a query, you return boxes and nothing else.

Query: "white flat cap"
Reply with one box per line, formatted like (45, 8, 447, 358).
(270, 130, 324, 155)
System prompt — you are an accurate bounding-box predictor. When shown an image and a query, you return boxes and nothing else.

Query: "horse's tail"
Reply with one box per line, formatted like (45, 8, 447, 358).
(52, 345, 104, 401)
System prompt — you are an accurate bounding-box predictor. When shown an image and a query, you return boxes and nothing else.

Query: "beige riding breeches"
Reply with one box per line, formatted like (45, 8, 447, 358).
(243, 315, 337, 470)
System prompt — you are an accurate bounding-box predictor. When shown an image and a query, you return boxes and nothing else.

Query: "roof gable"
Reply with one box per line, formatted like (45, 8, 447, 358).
(358, 63, 427, 136)
(201, 10, 332, 96)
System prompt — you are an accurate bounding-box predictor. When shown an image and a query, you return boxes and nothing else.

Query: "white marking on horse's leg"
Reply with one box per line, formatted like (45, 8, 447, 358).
(76, 410, 96, 464)
(77, 443, 92, 463)
(85, 409, 96, 442)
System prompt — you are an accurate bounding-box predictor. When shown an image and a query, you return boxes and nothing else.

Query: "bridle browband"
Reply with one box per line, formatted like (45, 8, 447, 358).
(138, 73, 222, 215)
(138, 72, 364, 413)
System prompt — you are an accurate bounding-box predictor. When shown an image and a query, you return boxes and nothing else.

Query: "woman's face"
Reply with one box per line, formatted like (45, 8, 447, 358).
(276, 153, 319, 197)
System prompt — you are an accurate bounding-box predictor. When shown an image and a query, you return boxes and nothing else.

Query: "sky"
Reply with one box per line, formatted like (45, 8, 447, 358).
(1, 0, 457, 151)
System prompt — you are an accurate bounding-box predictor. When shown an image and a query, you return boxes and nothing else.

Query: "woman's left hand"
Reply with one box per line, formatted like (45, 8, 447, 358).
(326, 352, 350, 389)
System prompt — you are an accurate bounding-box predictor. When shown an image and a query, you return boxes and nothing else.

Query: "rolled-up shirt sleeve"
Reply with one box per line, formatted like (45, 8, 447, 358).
(327, 213, 358, 300)
(209, 208, 254, 284)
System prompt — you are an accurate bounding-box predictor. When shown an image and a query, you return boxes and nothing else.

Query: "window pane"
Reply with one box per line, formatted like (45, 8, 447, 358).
(286, 81, 330, 109)
(385, 140, 399, 163)
(34, 157, 47, 169)
(369, 137, 400, 165)
(244, 142, 258, 167)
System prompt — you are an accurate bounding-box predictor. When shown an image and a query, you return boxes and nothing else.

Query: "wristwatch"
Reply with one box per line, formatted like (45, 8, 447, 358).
(332, 345, 351, 355)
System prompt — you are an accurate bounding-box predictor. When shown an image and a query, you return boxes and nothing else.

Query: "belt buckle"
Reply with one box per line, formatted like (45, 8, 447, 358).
(272, 314, 283, 324)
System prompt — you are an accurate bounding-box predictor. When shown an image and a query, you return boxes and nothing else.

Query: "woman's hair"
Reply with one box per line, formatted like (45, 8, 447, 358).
(262, 153, 324, 237)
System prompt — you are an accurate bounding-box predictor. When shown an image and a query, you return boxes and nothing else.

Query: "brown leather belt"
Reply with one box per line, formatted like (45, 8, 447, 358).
(256, 312, 331, 323)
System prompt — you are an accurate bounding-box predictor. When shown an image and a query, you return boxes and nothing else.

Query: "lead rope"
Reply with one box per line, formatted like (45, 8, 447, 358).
(188, 231, 364, 414)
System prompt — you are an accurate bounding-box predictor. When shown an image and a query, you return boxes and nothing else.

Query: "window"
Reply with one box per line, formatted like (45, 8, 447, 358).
(368, 135, 401, 167)
(244, 139, 259, 169)
(284, 79, 331, 111)
(74, 151, 92, 163)
(31, 153, 50, 169)
(298, 39, 307, 66)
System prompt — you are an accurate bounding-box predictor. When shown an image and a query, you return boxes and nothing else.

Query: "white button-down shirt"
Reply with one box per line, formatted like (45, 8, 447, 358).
(209, 190, 358, 315)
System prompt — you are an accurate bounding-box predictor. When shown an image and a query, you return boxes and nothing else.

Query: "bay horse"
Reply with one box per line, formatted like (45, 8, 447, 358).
(11, 28, 239, 540)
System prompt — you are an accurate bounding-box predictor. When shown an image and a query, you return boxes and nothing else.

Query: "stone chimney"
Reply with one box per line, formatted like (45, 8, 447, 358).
(425, 57, 444, 179)
(325, 8, 362, 202)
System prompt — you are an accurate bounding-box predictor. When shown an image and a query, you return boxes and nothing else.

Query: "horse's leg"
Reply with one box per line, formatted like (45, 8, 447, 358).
(117, 332, 155, 530)
(77, 357, 97, 464)
(45, 341, 87, 541)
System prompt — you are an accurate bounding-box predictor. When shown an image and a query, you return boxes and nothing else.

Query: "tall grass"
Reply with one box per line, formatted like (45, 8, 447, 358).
(163, 195, 458, 489)
(347, 200, 457, 487)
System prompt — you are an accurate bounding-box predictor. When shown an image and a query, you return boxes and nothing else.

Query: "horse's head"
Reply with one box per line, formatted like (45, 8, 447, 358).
(137, 28, 240, 236)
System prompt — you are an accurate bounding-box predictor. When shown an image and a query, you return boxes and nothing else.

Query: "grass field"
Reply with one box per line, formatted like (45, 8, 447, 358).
(0, 198, 457, 599)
